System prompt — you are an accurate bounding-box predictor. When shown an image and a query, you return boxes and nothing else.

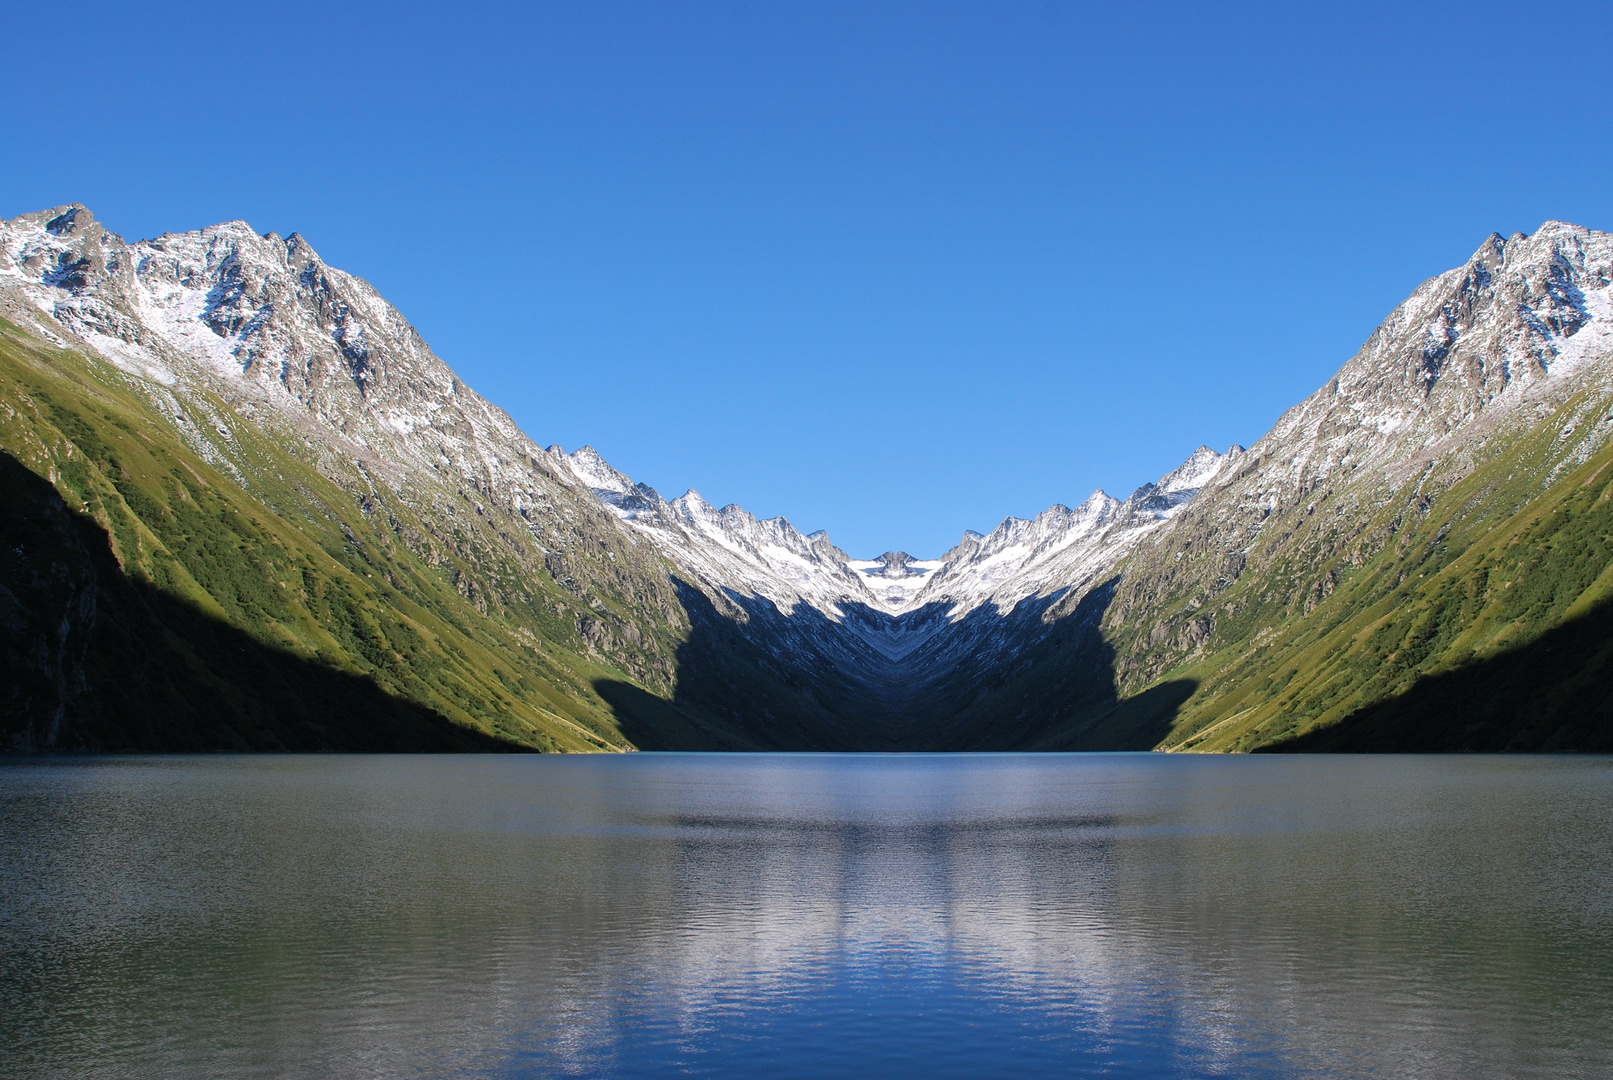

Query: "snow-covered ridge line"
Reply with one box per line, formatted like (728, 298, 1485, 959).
(561, 443, 1240, 622)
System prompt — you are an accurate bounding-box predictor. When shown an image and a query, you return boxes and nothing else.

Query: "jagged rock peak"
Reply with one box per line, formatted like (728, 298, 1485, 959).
(45, 204, 95, 236)
(1158, 445, 1235, 493)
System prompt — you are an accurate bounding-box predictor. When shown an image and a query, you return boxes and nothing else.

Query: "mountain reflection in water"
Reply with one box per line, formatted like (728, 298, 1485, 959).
(3, 753, 1610, 1078)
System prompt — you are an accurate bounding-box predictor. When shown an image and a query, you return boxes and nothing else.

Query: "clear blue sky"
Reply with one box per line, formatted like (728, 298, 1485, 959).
(6, 2, 1612, 556)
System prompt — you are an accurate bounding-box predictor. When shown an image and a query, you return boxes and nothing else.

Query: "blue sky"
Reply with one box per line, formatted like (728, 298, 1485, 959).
(6, 1, 1613, 556)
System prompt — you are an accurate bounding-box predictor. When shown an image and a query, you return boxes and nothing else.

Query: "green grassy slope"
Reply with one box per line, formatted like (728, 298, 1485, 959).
(1152, 410, 1613, 752)
(920, 389, 1613, 753)
(0, 317, 717, 751)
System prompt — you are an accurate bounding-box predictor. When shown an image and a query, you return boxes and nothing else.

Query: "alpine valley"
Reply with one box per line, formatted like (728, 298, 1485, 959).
(4, 205, 1613, 753)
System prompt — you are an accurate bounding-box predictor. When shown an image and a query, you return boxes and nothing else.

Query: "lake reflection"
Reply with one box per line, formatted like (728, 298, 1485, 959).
(3, 753, 1611, 1078)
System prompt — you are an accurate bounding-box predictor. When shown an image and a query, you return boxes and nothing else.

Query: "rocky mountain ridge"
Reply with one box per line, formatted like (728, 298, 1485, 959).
(1073, 221, 1613, 749)
(0, 204, 693, 633)
(564, 441, 1236, 619)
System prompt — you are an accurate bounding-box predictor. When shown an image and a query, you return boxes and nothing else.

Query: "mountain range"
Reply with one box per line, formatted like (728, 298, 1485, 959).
(4, 204, 1611, 752)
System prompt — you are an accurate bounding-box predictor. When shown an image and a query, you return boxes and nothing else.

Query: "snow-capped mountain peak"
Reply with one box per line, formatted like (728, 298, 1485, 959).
(558, 444, 662, 520)
(564, 444, 638, 495)
(1157, 444, 1239, 494)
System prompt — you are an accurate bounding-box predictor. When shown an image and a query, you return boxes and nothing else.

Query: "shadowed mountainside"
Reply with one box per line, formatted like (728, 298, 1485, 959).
(594, 577, 1200, 751)
(592, 401, 1613, 755)
(1258, 595, 1613, 753)
(0, 315, 669, 752)
(593, 580, 906, 751)
(1134, 406, 1613, 754)
(1, 450, 521, 752)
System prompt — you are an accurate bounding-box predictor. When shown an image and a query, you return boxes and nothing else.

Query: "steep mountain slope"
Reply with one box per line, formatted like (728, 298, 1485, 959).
(993, 222, 1613, 751)
(0, 205, 801, 751)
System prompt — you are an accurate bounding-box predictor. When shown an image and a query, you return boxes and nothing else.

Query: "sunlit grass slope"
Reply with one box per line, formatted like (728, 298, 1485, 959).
(1138, 401, 1613, 752)
(928, 388, 1613, 753)
(0, 318, 666, 751)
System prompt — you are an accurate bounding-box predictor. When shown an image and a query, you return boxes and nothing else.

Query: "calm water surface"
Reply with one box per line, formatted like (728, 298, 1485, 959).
(2, 753, 1611, 1078)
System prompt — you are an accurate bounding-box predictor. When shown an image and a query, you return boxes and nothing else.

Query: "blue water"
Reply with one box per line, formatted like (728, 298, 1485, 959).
(3, 753, 1611, 1078)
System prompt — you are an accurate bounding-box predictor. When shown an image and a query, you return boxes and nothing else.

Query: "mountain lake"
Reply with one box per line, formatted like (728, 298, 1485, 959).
(2, 753, 1610, 1078)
